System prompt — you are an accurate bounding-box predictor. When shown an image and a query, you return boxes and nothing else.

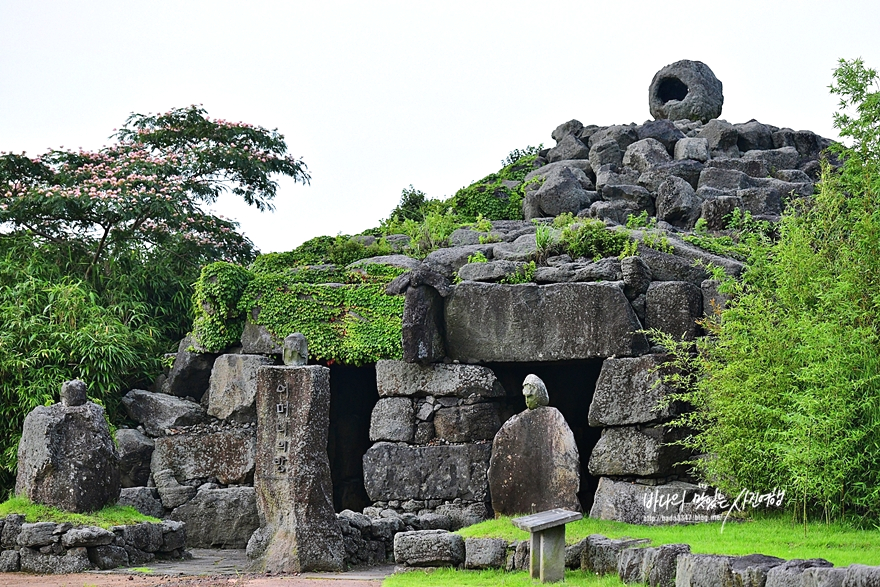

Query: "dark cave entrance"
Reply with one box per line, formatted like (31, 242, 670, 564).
(326, 363, 379, 513)
(486, 360, 604, 513)
(657, 77, 689, 103)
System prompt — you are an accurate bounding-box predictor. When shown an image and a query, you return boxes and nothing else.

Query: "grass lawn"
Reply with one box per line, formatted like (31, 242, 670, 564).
(0, 496, 160, 528)
(384, 568, 626, 587)
(457, 513, 880, 567)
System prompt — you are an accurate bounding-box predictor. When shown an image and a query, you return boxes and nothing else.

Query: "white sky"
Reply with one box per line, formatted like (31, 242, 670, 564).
(1, 1, 878, 253)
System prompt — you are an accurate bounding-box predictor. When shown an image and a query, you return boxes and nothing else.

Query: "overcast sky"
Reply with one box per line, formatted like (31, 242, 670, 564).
(2, 1, 878, 253)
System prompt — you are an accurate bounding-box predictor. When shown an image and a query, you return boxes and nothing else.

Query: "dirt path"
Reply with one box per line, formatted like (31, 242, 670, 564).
(0, 574, 385, 586)
(0, 550, 391, 587)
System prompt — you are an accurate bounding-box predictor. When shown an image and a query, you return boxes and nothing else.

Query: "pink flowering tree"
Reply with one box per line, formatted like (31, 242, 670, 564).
(0, 105, 309, 339)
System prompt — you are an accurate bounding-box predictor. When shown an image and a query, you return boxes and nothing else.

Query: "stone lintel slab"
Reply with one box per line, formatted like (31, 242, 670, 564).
(444, 282, 649, 363)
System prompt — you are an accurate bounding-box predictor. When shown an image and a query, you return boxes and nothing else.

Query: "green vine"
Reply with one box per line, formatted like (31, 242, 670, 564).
(192, 261, 405, 365)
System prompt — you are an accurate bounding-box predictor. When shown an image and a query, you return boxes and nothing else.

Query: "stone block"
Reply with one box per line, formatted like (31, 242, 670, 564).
(445, 283, 649, 363)
(207, 354, 274, 423)
(16, 522, 59, 547)
(582, 534, 650, 575)
(0, 549, 20, 572)
(151, 429, 255, 485)
(402, 285, 446, 364)
(844, 565, 880, 587)
(676, 553, 785, 587)
(87, 545, 128, 570)
(645, 281, 703, 340)
(118, 487, 165, 518)
(116, 428, 154, 488)
(162, 335, 218, 400)
(465, 538, 508, 569)
(363, 442, 491, 502)
(618, 543, 690, 587)
(674, 138, 709, 162)
(240, 321, 282, 355)
(121, 389, 207, 437)
(369, 398, 415, 442)
(588, 426, 688, 477)
(488, 406, 580, 516)
(170, 487, 258, 548)
(589, 355, 677, 426)
(61, 526, 115, 548)
(16, 400, 120, 513)
(376, 360, 504, 399)
(765, 559, 834, 587)
(394, 530, 465, 567)
(589, 477, 703, 524)
(434, 404, 501, 442)
(19, 546, 92, 573)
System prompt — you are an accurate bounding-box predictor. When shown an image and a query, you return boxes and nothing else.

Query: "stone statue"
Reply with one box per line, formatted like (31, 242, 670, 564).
(523, 374, 549, 409)
(283, 333, 308, 366)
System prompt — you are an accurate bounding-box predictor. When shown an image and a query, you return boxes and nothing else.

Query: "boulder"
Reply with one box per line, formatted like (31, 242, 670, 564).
(623, 139, 672, 173)
(552, 119, 584, 142)
(589, 125, 640, 151)
(153, 468, 198, 509)
(547, 133, 590, 162)
(618, 543, 691, 587)
(765, 559, 834, 587)
(19, 546, 92, 574)
(602, 184, 655, 216)
(492, 233, 539, 261)
(15, 399, 120, 513)
(444, 282, 649, 362)
(117, 522, 163, 553)
(434, 404, 501, 443)
(376, 360, 504, 399)
(424, 245, 494, 279)
(642, 160, 705, 191)
(697, 119, 740, 158)
(433, 502, 490, 530)
(595, 164, 641, 192)
(487, 406, 580, 515)
(61, 526, 115, 548)
(369, 397, 415, 443)
(16, 522, 60, 547)
(588, 426, 688, 477)
(121, 389, 207, 437)
(589, 354, 677, 426)
(88, 545, 129, 570)
(534, 259, 622, 284)
(162, 335, 218, 400)
(0, 550, 20, 572)
(170, 486, 258, 548)
(524, 167, 593, 219)
(649, 60, 723, 123)
(150, 429, 255, 485)
(1, 515, 24, 549)
(207, 354, 274, 423)
(675, 553, 785, 587)
(118, 487, 165, 518)
(402, 284, 446, 364)
(588, 200, 643, 225)
(637, 119, 686, 154)
(457, 260, 526, 282)
(240, 321, 282, 355)
(448, 227, 504, 246)
(656, 176, 701, 229)
(698, 167, 753, 191)
(705, 157, 769, 178)
(700, 196, 743, 230)
(116, 428, 154, 488)
(645, 281, 703, 340)
(590, 138, 624, 170)
(735, 120, 775, 152)
(363, 442, 491, 502)
(638, 247, 710, 286)
(348, 254, 420, 271)
(465, 538, 508, 569)
(589, 478, 703, 524)
(394, 530, 465, 567)
(621, 256, 652, 300)
(742, 146, 799, 171)
(252, 366, 343, 572)
(844, 565, 880, 587)
(674, 138, 710, 162)
(582, 534, 650, 575)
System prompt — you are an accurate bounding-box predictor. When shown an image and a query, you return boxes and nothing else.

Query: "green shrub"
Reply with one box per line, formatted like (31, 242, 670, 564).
(660, 59, 880, 526)
(500, 261, 536, 284)
(558, 219, 632, 260)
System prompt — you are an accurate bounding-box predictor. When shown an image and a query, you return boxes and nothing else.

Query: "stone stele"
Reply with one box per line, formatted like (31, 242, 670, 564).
(251, 365, 343, 573)
(16, 381, 120, 513)
(487, 405, 580, 516)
